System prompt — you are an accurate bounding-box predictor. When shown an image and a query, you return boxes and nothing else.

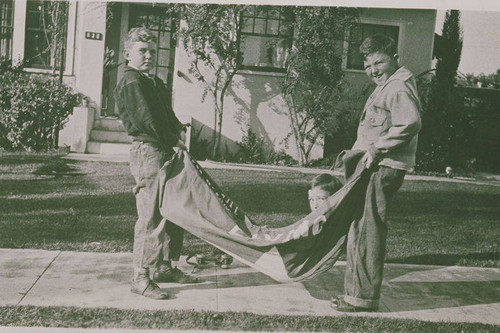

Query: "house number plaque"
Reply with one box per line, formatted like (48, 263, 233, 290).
(85, 32, 103, 40)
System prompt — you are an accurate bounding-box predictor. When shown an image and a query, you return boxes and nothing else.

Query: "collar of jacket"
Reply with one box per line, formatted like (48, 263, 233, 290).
(124, 65, 152, 78)
(380, 66, 413, 89)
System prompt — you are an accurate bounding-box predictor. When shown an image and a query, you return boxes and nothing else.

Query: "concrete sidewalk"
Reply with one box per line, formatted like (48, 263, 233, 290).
(1, 248, 499, 326)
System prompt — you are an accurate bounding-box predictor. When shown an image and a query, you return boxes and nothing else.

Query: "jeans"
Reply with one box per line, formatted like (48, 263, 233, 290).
(129, 142, 184, 270)
(343, 166, 406, 309)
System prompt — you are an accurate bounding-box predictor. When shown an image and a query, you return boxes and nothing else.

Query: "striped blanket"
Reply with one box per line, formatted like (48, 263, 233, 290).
(158, 150, 370, 282)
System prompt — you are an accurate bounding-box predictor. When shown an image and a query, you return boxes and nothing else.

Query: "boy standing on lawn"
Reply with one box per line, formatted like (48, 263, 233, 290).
(115, 27, 199, 300)
(331, 34, 421, 312)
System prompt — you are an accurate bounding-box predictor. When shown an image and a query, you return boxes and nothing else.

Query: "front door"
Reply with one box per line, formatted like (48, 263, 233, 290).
(101, 2, 177, 117)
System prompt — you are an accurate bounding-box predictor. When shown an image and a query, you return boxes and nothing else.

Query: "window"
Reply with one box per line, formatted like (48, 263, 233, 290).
(0, 0, 13, 60)
(345, 23, 399, 70)
(24, 0, 68, 70)
(239, 6, 293, 72)
(129, 4, 176, 85)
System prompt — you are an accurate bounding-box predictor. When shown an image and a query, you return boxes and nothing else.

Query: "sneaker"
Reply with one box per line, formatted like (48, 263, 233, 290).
(131, 278, 169, 300)
(330, 296, 377, 312)
(153, 265, 201, 283)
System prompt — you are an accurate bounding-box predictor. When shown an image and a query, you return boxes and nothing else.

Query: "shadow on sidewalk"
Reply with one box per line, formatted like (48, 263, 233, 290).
(164, 263, 500, 313)
(302, 265, 500, 312)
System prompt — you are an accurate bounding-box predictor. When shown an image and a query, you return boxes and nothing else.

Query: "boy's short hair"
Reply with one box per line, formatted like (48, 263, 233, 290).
(124, 27, 157, 50)
(310, 173, 343, 195)
(359, 34, 397, 59)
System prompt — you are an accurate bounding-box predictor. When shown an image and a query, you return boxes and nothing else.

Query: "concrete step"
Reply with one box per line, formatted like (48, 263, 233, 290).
(90, 129, 132, 143)
(86, 141, 131, 155)
(93, 118, 126, 131)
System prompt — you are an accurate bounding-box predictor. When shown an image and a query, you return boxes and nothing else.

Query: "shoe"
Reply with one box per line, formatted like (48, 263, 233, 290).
(153, 265, 201, 283)
(330, 296, 377, 312)
(131, 278, 169, 299)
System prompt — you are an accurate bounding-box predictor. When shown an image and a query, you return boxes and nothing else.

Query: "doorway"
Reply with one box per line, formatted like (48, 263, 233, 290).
(101, 2, 177, 117)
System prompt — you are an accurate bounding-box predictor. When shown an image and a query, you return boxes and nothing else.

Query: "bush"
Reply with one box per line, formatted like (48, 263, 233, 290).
(0, 61, 80, 151)
(415, 75, 477, 173)
(189, 126, 212, 161)
(236, 127, 297, 166)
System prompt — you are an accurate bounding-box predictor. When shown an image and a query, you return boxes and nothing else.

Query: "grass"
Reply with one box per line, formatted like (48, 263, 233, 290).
(1, 152, 499, 331)
(0, 305, 498, 332)
(1, 152, 498, 267)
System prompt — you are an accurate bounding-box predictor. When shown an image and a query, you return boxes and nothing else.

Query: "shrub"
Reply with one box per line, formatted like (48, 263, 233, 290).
(416, 75, 477, 173)
(236, 127, 296, 166)
(0, 61, 80, 151)
(189, 126, 213, 161)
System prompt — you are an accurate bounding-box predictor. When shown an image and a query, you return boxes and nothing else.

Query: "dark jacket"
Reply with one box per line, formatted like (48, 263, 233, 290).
(114, 66, 183, 151)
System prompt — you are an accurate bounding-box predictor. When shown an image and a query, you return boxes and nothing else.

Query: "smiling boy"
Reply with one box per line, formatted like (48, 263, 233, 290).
(331, 34, 421, 312)
(114, 27, 199, 300)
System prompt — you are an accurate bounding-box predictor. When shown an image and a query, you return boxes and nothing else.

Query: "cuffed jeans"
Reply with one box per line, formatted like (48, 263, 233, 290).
(129, 142, 184, 270)
(344, 166, 406, 309)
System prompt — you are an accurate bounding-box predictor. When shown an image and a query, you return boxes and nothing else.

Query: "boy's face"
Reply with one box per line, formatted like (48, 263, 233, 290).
(308, 188, 331, 211)
(363, 51, 399, 86)
(124, 41, 156, 73)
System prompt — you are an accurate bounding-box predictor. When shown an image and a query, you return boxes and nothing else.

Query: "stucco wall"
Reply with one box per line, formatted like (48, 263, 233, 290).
(172, 42, 323, 161)
(172, 8, 435, 162)
(73, 1, 107, 110)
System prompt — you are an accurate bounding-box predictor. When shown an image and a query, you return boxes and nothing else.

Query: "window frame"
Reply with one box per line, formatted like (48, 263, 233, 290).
(0, 0, 13, 60)
(237, 5, 293, 74)
(342, 18, 404, 73)
(23, 0, 71, 71)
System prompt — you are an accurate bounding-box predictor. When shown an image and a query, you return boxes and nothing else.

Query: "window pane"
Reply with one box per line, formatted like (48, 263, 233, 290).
(148, 15, 160, 31)
(0, 0, 13, 59)
(24, 0, 69, 70)
(157, 66, 169, 83)
(238, 5, 292, 72)
(157, 49, 170, 66)
(254, 18, 266, 34)
(255, 7, 267, 18)
(240, 36, 289, 69)
(161, 16, 172, 31)
(267, 8, 280, 19)
(242, 6, 254, 17)
(159, 31, 171, 49)
(24, 30, 51, 68)
(241, 17, 253, 33)
(266, 19, 279, 35)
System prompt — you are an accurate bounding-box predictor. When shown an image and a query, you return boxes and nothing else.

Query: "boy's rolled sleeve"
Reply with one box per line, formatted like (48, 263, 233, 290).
(373, 90, 421, 154)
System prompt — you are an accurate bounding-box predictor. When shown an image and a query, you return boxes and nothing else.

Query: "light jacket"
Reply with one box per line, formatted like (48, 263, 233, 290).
(352, 66, 422, 171)
(114, 66, 183, 151)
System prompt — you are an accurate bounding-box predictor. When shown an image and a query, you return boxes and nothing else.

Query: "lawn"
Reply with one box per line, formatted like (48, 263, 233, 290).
(1, 152, 498, 267)
(1, 152, 499, 332)
(0, 305, 498, 333)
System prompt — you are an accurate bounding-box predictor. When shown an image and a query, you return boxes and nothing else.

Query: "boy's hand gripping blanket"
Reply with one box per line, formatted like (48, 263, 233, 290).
(158, 150, 370, 283)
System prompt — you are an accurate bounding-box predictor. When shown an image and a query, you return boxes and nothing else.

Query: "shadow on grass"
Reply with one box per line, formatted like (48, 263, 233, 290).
(0, 153, 68, 166)
(0, 192, 137, 249)
(387, 252, 500, 266)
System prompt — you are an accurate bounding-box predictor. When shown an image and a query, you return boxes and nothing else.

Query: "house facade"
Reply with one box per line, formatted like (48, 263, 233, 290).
(2, 1, 436, 161)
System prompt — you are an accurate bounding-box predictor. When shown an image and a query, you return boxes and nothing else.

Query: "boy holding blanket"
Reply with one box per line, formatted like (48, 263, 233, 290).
(331, 34, 421, 312)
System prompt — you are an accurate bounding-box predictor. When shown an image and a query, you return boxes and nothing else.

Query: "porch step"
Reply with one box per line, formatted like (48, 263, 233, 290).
(86, 141, 131, 155)
(93, 118, 126, 131)
(90, 129, 132, 143)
